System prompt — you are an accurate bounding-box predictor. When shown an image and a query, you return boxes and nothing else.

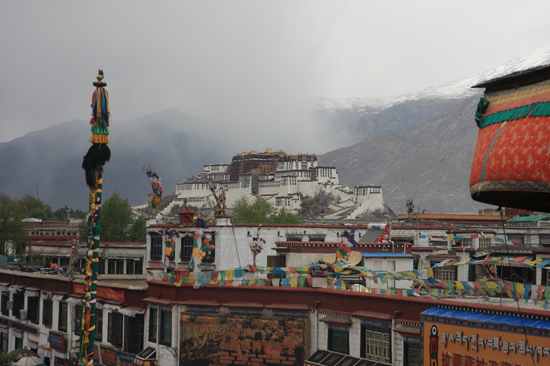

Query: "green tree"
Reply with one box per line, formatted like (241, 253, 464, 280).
(78, 219, 88, 243)
(52, 206, 88, 222)
(230, 197, 301, 224)
(71, 209, 88, 220)
(28, 207, 47, 221)
(52, 206, 71, 222)
(100, 191, 145, 242)
(230, 197, 274, 224)
(127, 215, 146, 242)
(17, 194, 53, 219)
(0, 351, 16, 365)
(271, 208, 303, 224)
(0, 194, 26, 256)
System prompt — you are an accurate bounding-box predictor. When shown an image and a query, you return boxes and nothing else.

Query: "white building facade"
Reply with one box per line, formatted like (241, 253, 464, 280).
(168, 150, 385, 219)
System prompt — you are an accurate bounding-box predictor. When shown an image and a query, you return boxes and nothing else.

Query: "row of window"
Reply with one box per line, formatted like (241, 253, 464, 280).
(3, 288, 427, 366)
(326, 323, 420, 366)
(424, 235, 550, 248)
(68, 258, 143, 275)
(432, 264, 548, 284)
(29, 231, 77, 236)
(0, 291, 158, 355)
(355, 187, 381, 195)
(151, 236, 215, 264)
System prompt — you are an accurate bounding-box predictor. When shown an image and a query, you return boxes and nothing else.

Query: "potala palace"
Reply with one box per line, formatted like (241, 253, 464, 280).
(165, 149, 385, 219)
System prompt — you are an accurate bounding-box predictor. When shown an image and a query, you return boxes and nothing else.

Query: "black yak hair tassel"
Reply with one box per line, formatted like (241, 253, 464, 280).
(82, 143, 111, 189)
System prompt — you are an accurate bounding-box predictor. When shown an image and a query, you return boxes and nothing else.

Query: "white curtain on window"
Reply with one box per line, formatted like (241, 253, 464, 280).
(66, 297, 83, 305)
(9, 285, 24, 294)
(26, 290, 39, 298)
(119, 306, 145, 317)
(38, 345, 52, 358)
(103, 303, 121, 311)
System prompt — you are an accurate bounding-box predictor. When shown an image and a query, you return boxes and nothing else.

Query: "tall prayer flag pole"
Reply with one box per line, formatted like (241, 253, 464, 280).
(249, 226, 265, 266)
(79, 70, 111, 365)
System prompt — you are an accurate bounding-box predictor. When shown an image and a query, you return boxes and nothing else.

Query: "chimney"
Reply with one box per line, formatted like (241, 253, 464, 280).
(216, 214, 231, 226)
(179, 209, 194, 225)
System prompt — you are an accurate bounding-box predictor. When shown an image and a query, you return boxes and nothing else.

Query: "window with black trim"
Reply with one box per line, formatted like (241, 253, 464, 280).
(124, 314, 144, 354)
(27, 296, 40, 324)
(201, 233, 215, 264)
(461, 238, 474, 247)
(148, 305, 157, 343)
(74, 305, 83, 335)
(286, 235, 302, 242)
(12, 291, 25, 319)
(507, 235, 524, 244)
(433, 266, 457, 281)
(95, 309, 103, 341)
(180, 237, 193, 262)
(108, 312, 123, 348)
(327, 325, 349, 354)
(126, 259, 143, 275)
(13, 292, 24, 319)
(360, 323, 391, 364)
(0, 333, 6, 354)
(540, 235, 550, 246)
(58, 302, 68, 332)
(479, 237, 491, 249)
(98, 258, 106, 275)
(42, 298, 52, 327)
(166, 238, 176, 261)
(544, 269, 550, 286)
(309, 235, 325, 242)
(108, 259, 124, 274)
(14, 336, 22, 350)
(159, 306, 171, 346)
(1, 292, 9, 316)
(151, 236, 163, 261)
(404, 337, 421, 366)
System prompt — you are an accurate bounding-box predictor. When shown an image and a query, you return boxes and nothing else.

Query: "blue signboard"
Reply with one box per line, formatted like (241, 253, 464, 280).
(49, 331, 65, 353)
(115, 350, 137, 366)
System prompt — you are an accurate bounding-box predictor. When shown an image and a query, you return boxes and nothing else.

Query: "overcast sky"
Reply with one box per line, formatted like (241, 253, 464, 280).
(1, 1, 549, 150)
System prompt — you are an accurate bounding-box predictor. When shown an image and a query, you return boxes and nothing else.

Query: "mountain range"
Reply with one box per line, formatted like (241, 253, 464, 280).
(317, 45, 550, 213)
(0, 110, 229, 210)
(2, 46, 550, 214)
(318, 95, 482, 214)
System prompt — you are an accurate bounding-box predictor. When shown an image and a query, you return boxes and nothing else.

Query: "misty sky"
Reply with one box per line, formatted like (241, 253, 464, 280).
(1, 1, 549, 152)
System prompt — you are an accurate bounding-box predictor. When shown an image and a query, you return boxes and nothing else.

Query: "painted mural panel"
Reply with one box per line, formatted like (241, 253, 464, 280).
(180, 313, 308, 366)
(423, 317, 550, 365)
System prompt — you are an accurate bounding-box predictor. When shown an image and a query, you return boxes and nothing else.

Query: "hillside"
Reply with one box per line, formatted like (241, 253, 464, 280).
(0, 110, 230, 209)
(319, 95, 487, 214)
(315, 97, 467, 148)
(4, 46, 550, 214)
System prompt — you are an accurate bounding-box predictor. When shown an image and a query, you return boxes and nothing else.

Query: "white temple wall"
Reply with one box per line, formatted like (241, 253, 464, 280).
(173, 160, 384, 218)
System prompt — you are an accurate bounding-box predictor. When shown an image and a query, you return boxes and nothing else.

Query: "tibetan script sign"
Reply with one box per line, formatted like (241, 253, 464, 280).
(73, 283, 125, 302)
(423, 317, 550, 365)
(49, 331, 65, 353)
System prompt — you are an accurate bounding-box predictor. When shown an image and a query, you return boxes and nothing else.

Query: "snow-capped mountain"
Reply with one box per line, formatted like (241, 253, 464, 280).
(314, 95, 393, 112)
(403, 45, 550, 101)
(318, 45, 550, 112)
(317, 45, 550, 214)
